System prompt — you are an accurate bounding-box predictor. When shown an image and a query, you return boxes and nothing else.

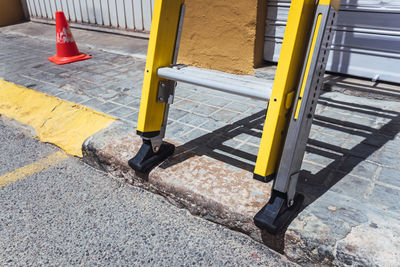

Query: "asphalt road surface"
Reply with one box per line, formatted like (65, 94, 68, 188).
(0, 116, 295, 266)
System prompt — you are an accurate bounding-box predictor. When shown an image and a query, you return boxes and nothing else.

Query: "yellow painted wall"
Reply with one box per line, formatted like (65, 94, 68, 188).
(178, 0, 266, 75)
(0, 0, 25, 27)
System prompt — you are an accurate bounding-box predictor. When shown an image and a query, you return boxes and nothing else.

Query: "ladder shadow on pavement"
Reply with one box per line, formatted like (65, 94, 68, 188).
(163, 110, 267, 173)
(162, 88, 400, 239)
(297, 98, 400, 208)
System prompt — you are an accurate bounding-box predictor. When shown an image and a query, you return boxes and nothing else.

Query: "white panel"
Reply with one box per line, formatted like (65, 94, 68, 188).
(94, 0, 104, 25)
(108, 0, 119, 27)
(67, 0, 77, 22)
(42, 0, 53, 19)
(142, 0, 152, 31)
(48, 0, 57, 19)
(72, 0, 83, 23)
(59, 0, 70, 20)
(37, 0, 46, 18)
(99, 0, 111, 26)
(264, 0, 400, 83)
(116, 0, 127, 28)
(133, 0, 144, 31)
(86, 0, 97, 24)
(125, 0, 135, 29)
(79, 0, 90, 23)
(326, 48, 400, 83)
(27, 0, 151, 36)
(54, 0, 63, 12)
(26, 0, 37, 17)
(33, 0, 43, 17)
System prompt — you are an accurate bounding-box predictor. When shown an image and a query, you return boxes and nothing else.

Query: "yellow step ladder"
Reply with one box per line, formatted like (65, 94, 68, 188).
(128, 0, 340, 234)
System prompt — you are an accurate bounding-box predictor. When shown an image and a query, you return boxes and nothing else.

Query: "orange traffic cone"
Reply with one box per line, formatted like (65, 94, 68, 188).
(47, 11, 91, 65)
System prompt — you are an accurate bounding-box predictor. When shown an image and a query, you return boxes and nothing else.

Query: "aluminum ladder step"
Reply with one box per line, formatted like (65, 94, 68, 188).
(158, 65, 274, 101)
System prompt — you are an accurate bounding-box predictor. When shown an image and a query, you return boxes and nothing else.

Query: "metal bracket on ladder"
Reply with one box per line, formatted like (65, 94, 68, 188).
(254, 0, 340, 234)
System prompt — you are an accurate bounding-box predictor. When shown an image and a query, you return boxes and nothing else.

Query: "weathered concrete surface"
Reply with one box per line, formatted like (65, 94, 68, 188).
(83, 122, 272, 243)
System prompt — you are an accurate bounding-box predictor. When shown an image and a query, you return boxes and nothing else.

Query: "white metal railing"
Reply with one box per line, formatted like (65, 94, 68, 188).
(26, 0, 154, 37)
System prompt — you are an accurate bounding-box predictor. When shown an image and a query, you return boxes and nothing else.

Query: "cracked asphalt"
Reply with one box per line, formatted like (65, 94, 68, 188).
(0, 117, 295, 266)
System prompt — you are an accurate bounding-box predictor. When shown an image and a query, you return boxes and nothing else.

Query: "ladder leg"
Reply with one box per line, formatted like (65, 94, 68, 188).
(253, 0, 316, 183)
(128, 0, 185, 174)
(254, 0, 340, 234)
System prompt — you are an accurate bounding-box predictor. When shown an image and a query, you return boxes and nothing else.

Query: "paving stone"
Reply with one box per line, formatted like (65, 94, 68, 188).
(318, 107, 349, 120)
(312, 122, 351, 140)
(178, 113, 208, 127)
(54, 91, 85, 102)
(108, 106, 138, 119)
(185, 92, 213, 103)
(373, 149, 400, 168)
(310, 132, 348, 150)
(110, 95, 138, 106)
(174, 99, 201, 111)
(382, 137, 400, 152)
(346, 161, 380, 180)
(211, 109, 242, 123)
(341, 135, 367, 150)
(80, 98, 107, 111)
(233, 131, 255, 142)
(180, 128, 209, 143)
(224, 101, 254, 113)
(168, 108, 189, 121)
(191, 104, 219, 117)
(124, 112, 139, 124)
(330, 175, 373, 199)
(165, 121, 195, 140)
(199, 119, 228, 132)
(235, 144, 259, 162)
(125, 98, 141, 109)
(99, 102, 121, 113)
(95, 88, 120, 100)
(369, 184, 400, 213)
(204, 96, 233, 107)
(304, 150, 339, 168)
(378, 167, 400, 188)
(347, 143, 380, 159)
(301, 161, 329, 175)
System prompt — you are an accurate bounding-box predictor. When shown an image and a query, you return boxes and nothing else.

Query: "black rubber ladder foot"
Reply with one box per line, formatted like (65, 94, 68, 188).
(128, 139, 175, 174)
(253, 173, 275, 183)
(254, 190, 304, 235)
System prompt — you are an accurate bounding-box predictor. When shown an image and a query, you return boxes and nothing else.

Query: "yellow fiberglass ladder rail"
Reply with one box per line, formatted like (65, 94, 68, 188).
(128, 0, 341, 234)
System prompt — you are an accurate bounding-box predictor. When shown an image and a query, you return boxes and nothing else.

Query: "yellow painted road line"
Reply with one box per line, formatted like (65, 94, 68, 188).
(0, 78, 116, 157)
(0, 151, 69, 188)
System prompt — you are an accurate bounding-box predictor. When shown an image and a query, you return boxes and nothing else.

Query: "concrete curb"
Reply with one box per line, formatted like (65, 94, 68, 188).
(81, 121, 400, 266)
(82, 122, 272, 241)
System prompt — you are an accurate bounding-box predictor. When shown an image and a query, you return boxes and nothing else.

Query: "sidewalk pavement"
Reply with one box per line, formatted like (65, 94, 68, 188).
(1, 22, 399, 266)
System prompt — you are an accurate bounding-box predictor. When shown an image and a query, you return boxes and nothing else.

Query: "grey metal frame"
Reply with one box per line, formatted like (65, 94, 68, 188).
(273, 4, 338, 206)
(158, 66, 274, 101)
